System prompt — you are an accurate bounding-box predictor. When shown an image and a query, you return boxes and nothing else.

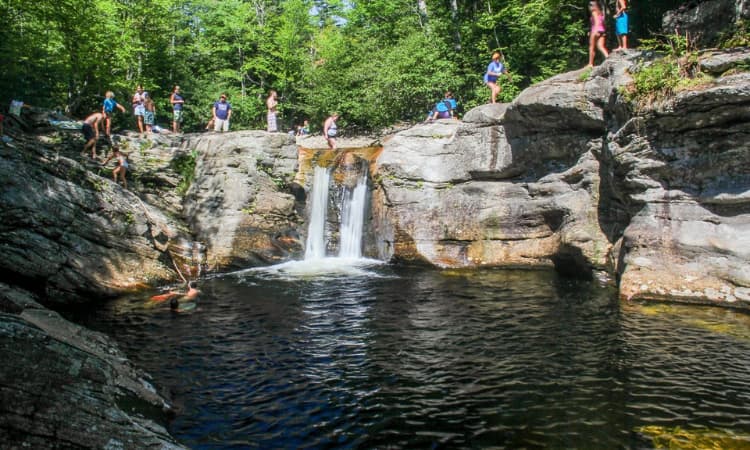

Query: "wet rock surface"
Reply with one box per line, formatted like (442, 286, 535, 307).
(181, 131, 304, 269)
(0, 283, 185, 449)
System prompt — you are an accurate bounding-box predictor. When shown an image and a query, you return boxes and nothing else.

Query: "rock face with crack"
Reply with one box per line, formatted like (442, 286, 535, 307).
(371, 50, 750, 308)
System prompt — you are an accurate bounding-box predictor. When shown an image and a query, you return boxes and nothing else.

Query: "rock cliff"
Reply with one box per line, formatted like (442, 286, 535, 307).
(0, 282, 184, 448)
(371, 50, 750, 308)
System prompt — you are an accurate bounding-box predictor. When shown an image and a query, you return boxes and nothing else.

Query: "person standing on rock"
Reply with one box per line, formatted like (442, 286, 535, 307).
(170, 85, 185, 133)
(82, 111, 105, 159)
(102, 91, 127, 138)
(143, 93, 156, 134)
(266, 90, 279, 132)
(485, 52, 511, 104)
(212, 94, 232, 132)
(323, 113, 340, 150)
(587, 1, 609, 67)
(132, 85, 147, 135)
(614, 0, 629, 50)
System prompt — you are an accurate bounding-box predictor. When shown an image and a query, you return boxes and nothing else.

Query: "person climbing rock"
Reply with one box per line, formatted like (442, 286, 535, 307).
(82, 111, 105, 159)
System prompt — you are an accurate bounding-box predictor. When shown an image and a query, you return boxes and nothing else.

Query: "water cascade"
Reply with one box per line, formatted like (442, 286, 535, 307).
(304, 165, 332, 260)
(338, 168, 369, 259)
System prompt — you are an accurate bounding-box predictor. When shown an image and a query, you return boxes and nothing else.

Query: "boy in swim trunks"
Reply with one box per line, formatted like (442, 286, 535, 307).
(614, 0, 629, 50)
(82, 112, 105, 159)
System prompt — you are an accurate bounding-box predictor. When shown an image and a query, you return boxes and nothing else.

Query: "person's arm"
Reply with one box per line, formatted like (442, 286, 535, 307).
(212, 104, 217, 119)
(170, 93, 176, 105)
(94, 118, 100, 138)
(117, 103, 126, 113)
(102, 153, 114, 165)
(227, 106, 232, 121)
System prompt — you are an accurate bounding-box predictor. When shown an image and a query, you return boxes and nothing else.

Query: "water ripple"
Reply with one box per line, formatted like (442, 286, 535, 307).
(68, 268, 750, 449)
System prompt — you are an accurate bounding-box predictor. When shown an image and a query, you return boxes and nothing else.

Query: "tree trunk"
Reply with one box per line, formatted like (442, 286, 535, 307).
(450, 0, 462, 50)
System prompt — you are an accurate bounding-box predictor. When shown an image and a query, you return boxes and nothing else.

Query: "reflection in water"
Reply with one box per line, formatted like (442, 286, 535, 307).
(69, 268, 750, 449)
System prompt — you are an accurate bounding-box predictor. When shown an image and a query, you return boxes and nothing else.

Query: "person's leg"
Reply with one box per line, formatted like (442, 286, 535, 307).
(588, 32, 596, 67)
(113, 166, 120, 183)
(597, 35, 609, 58)
(487, 82, 498, 103)
(214, 118, 222, 132)
(622, 34, 628, 49)
(121, 168, 127, 189)
(223, 120, 229, 132)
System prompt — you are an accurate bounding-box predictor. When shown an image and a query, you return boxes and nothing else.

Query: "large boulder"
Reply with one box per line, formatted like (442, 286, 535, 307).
(371, 54, 636, 275)
(0, 284, 185, 449)
(0, 135, 182, 305)
(662, 0, 750, 47)
(609, 71, 750, 306)
(181, 131, 304, 269)
(372, 49, 750, 308)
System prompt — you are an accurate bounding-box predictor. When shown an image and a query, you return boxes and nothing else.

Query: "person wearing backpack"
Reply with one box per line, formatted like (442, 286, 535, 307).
(430, 91, 458, 120)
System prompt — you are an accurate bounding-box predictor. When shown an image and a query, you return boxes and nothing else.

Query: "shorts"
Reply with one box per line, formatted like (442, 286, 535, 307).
(436, 111, 452, 119)
(134, 105, 145, 116)
(173, 109, 183, 123)
(82, 122, 95, 141)
(616, 13, 629, 36)
(214, 118, 229, 132)
(144, 111, 155, 125)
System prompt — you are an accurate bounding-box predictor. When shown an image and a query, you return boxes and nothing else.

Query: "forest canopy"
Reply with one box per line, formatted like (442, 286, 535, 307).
(0, 0, 686, 132)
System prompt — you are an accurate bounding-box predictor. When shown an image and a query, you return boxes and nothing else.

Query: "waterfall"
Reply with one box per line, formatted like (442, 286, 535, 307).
(338, 169, 368, 259)
(304, 166, 331, 260)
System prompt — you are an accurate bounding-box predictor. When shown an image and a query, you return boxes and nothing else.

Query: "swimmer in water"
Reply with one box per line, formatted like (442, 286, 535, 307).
(150, 281, 200, 311)
(170, 281, 200, 311)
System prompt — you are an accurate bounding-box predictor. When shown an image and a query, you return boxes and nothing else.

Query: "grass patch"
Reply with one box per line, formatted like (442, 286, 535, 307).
(621, 33, 715, 109)
(171, 149, 198, 195)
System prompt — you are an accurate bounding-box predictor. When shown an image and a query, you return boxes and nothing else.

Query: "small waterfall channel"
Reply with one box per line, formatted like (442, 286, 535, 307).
(304, 163, 370, 261)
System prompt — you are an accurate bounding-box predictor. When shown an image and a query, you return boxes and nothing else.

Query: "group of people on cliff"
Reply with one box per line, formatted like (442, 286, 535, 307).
(72, 0, 630, 179)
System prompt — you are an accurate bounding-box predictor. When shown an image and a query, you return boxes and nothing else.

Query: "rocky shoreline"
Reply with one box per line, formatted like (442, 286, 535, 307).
(1, 43, 749, 446)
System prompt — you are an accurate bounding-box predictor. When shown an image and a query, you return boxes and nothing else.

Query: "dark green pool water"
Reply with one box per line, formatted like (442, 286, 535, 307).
(72, 263, 750, 449)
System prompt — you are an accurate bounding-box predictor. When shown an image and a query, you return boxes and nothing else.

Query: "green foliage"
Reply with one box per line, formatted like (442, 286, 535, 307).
(624, 58, 681, 106)
(720, 20, 750, 48)
(0, 0, 707, 130)
(171, 149, 198, 194)
(623, 33, 713, 108)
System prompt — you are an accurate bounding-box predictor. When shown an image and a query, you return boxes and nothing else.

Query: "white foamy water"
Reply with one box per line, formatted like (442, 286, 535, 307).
(338, 169, 368, 259)
(226, 162, 379, 281)
(304, 166, 331, 260)
(229, 257, 386, 281)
